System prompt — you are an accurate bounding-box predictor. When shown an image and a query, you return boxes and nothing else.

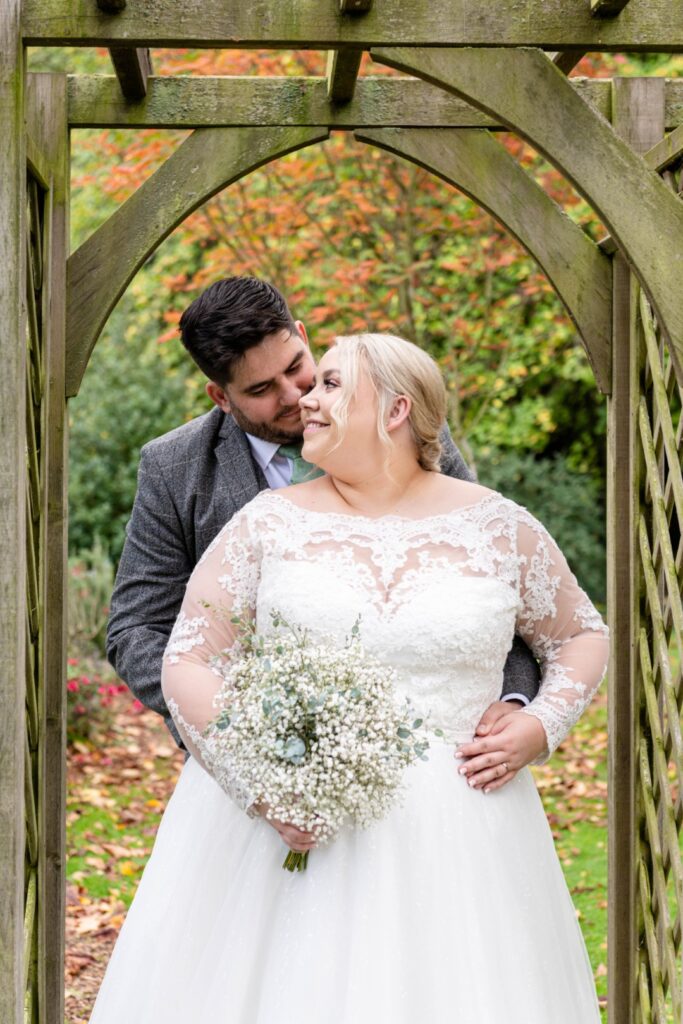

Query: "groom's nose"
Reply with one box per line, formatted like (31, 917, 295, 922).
(279, 379, 305, 406)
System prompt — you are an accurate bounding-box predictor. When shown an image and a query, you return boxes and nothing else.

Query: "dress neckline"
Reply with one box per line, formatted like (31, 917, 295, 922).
(261, 487, 506, 526)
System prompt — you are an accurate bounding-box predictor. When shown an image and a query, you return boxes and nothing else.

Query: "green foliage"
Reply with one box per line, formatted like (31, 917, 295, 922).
(476, 448, 606, 604)
(66, 652, 126, 745)
(68, 540, 115, 658)
(68, 293, 200, 561)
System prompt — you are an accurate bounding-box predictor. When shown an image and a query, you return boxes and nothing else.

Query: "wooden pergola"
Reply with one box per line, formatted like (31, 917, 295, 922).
(1, 2, 682, 1021)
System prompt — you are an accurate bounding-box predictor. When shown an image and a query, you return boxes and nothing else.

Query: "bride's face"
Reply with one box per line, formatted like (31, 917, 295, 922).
(299, 347, 378, 475)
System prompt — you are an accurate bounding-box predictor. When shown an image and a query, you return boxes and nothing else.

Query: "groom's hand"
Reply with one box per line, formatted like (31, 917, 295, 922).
(454, 711, 547, 792)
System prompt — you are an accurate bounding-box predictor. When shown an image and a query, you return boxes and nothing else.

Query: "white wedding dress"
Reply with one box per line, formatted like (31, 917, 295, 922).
(90, 489, 608, 1023)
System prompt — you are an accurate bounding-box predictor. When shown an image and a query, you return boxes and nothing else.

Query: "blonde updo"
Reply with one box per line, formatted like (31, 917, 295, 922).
(329, 333, 447, 472)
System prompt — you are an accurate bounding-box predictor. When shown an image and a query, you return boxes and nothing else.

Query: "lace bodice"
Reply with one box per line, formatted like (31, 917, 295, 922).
(162, 490, 608, 810)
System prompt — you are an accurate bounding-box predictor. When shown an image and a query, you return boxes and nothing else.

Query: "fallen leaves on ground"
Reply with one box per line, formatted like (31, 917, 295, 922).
(65, 695, 183, 1023)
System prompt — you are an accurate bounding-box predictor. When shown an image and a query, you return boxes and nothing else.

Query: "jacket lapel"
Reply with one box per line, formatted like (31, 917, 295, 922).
(214, 413, 268, 511)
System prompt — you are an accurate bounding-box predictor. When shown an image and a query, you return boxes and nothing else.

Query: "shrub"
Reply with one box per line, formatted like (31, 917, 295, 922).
(475, 448, 606, 605)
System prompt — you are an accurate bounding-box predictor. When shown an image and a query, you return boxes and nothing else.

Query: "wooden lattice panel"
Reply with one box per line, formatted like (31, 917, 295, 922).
(634, 277, 683, 1022)
(24, 170, 45, 1024)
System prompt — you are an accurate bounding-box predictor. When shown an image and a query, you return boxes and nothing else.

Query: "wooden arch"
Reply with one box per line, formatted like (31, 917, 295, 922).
(2, 5, 683, 1024)
(67, 124, 612, 396)
(373, 47, 683, 370)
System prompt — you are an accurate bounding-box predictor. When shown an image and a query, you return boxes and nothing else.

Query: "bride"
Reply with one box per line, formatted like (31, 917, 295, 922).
(89, 333, 608, 1023)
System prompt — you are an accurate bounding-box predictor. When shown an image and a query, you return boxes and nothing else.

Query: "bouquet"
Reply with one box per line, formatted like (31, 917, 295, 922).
(204, 613, 431, 872)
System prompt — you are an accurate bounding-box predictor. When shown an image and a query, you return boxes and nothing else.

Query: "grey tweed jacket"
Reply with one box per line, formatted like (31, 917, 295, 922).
(106, 407, 539, 747)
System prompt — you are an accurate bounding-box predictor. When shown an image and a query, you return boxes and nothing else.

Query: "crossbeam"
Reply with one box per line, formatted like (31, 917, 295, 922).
(21, 0, 683, 51)
(65, 75, 683, 131)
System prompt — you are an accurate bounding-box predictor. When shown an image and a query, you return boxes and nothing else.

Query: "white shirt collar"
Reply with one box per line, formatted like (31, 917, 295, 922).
(244, 433, 284, 473)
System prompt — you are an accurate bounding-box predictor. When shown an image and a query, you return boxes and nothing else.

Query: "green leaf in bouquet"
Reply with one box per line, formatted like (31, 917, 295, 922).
(397, 727, 411, 739)
(412, 719, 423, 729)
(215, 710, 231, 731)
(283, 736, 307, 763)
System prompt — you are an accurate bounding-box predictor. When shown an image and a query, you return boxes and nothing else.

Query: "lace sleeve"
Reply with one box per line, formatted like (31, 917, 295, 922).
(513, 509, 609, 760)
(160, 505, 260, 812)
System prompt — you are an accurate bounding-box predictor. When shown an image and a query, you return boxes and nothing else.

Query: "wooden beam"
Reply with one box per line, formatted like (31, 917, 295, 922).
(25, 71, 69, 1024)
(606, 80, 665, 1023)
(326, 0, 372, 103)
(65, 126, 328, 396)
(108, 46, 152, 101)
(371, 47, 683, 372)
(643, 122, 683, 173)
(605, 252, 639, 1024)
(590, 0, 632, 15)
(550, 50, 586, 75)
(67, 74, 620, 129)
(357, 127, 612, 392)
(21, 0, 683, 51)
(0, 3, 26, 1023)
(326, 48, 363, 103)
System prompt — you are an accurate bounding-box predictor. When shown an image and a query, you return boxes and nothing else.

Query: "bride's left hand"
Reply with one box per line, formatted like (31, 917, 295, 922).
(454, 712, 548, 792)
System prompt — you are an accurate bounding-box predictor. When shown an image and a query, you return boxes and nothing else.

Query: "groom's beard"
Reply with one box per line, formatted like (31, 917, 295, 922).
(227, 403, 305, 446)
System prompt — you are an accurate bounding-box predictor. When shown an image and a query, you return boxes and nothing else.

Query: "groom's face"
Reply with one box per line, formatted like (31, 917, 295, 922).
(206, 324, 316, 445)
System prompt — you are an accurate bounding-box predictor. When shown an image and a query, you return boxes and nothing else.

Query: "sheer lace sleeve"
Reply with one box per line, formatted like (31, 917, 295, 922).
(513, 509, 609, 760)
(161, 505, 261, 812)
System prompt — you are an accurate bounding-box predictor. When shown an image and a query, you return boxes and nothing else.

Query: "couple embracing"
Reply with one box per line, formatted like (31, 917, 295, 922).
(93, 276, 608, 1022)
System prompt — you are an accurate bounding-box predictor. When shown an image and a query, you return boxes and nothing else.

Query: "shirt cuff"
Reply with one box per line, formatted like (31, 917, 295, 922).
(501, 692, 530, 707)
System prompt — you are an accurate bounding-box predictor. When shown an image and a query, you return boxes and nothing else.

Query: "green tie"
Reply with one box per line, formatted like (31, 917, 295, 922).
(276, 444, 324, 485)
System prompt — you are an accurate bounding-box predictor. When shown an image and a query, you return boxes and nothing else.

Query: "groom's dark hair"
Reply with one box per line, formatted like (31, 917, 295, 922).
(179, 276, 298, 384)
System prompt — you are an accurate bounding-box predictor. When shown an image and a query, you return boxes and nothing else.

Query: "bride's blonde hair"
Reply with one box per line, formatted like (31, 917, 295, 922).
(329, 333, 447, 472)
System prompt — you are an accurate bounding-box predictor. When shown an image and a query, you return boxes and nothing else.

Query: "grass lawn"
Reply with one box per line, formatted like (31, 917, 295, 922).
(65, 689, 609, 1022)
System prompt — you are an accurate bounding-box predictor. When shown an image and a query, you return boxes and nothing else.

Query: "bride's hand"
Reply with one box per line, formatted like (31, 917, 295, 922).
(252, 802, 318, 852)
(454, 712, 548, 793)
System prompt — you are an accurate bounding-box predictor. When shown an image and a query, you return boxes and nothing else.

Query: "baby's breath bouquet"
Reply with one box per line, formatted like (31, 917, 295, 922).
(205, 612, 430, 872)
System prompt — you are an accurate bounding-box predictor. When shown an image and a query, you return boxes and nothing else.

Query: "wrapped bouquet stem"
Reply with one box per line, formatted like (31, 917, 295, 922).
(202, 613, 431, 872)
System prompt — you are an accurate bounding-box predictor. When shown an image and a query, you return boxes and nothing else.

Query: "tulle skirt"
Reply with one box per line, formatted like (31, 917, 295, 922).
(89, 743, 600, 1023)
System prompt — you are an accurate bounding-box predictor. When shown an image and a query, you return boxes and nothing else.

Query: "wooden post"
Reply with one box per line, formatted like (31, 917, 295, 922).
(608, 76, 666, 1024)
(26, 71, 69, 1024)
(0, 3, 26, 1023)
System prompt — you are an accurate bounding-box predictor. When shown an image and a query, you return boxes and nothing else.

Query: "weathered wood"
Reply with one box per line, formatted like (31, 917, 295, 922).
(0, 4, 26, 1023)
(21, 0, 683, 50)
(66, 74, 617, 129)
(26, 71, 69, 1024)
(326, 48, 364, 103)
(591, 0, 632, 14)
(327, 0, 372, 102)
(357, 126, 612, 392)
(66, 125, 328, 396)
(550, 50, 586, 74)
(108, 46, 152, 101)
(370, 49, 683, 372)
(605, 79, 667, 1024)
(643, 123, 683, 173)
(606, 254, 639, 1024)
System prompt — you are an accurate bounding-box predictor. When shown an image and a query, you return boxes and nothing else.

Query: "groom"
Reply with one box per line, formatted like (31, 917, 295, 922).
(106, 276, 542, 785)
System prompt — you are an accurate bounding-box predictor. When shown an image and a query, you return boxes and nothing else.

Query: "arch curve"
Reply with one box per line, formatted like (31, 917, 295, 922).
(357, 127, 611, 392)
(66, 125, 329, 396)
(372, 46, 683, 372)
(68, 120, 612, 396)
